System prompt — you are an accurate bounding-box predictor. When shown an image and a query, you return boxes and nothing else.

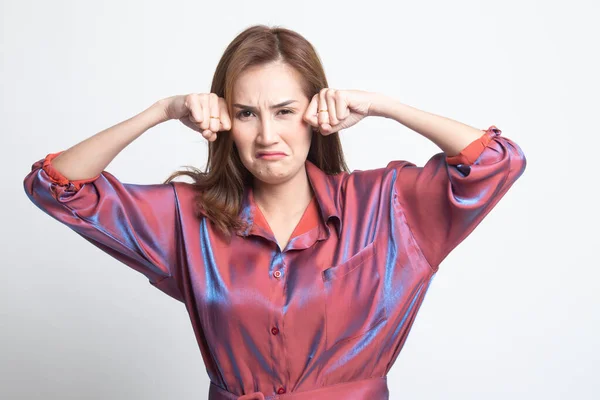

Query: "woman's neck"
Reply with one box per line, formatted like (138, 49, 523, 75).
(252, 166, 313, 220)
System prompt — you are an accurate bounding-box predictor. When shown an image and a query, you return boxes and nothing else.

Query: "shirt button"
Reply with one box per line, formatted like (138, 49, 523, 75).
(277, 387, 286, 394)
(456, 164, 471, 177)
(273, 270, 282, 278)
(271, 327, 279, 335)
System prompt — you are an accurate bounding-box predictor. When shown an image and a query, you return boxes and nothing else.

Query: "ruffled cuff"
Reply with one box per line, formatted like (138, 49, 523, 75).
(42, 151, 102, 190)
(446, 125, 502, 166)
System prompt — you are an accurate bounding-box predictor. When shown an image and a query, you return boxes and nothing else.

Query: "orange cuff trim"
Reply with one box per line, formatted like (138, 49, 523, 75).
(446, 125, 502, 166)
(42, 151, 101, 190)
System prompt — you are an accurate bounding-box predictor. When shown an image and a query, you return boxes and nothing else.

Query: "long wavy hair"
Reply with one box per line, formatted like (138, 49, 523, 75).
(163, 24, 350, 240)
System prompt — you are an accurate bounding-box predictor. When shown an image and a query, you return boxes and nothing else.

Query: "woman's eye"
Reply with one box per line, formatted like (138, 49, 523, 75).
(237, 109, 294, 119)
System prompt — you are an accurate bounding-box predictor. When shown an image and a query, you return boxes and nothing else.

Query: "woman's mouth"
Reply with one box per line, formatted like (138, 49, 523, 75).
(257, 152, 287, 160)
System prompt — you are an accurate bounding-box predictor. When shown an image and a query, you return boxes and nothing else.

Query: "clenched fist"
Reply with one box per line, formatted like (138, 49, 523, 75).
(160, 93, 232, 142)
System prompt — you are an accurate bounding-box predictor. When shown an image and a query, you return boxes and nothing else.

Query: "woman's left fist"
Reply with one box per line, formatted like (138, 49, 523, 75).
(303, 89, 375, 135)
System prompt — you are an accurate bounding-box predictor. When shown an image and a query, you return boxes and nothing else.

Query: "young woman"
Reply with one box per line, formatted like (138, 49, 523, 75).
(23, 24, 526, 400)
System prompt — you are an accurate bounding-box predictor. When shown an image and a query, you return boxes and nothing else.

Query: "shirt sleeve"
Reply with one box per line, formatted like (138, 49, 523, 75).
(23, 151, 184, 302)
(387, 125, 527, 271)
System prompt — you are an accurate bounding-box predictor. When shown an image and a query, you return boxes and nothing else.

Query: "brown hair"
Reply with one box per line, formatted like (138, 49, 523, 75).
(163, 24, 350, 240)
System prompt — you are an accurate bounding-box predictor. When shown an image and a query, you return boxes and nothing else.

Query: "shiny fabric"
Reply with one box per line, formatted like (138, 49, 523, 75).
(209, 376, 388, 399)
(23, 125, 526, 399)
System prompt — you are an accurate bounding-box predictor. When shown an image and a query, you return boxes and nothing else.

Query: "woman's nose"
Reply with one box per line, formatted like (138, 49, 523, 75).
(256, 121, 278, 144)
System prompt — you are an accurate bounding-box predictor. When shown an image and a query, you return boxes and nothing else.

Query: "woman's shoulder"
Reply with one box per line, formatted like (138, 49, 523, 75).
(170, 181, 206, 217)
(343, 161, 410, 188)
(329, 162, 407, 211)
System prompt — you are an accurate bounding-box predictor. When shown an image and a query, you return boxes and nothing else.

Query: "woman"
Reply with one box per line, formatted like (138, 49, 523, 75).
(23, 25, 526, 400)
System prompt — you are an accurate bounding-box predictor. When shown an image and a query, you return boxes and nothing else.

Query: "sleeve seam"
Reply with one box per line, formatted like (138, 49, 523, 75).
(150, 274, 174, 286)
(391, 181, 439, 274)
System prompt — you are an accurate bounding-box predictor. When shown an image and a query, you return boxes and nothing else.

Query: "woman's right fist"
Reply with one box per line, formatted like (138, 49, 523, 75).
(160, 93, 232, 142)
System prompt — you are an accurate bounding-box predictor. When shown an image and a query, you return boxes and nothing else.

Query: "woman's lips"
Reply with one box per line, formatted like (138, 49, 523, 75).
(257, 152, 287, 160)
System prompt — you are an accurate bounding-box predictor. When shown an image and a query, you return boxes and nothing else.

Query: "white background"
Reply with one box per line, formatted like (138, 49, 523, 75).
(3, 0, 598, 398)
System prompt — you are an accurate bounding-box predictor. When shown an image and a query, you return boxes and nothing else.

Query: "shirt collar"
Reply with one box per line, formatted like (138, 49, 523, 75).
(235, 159, 342, 239)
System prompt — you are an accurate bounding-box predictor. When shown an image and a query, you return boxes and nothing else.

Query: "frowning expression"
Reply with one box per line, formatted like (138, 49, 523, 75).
(230, 61, 313, 185)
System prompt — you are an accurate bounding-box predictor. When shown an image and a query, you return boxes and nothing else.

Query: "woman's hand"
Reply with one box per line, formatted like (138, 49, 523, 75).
(303, 89, 377, 135)
(160, 93, 232, 142)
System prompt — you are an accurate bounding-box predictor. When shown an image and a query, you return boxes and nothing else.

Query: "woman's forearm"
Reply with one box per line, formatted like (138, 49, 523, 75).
(50, 101, 169, 181)
(368, 93, 485, 156)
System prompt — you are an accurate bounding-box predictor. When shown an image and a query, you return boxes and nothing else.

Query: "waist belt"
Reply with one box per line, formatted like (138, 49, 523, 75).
(208, 376, 388, 400)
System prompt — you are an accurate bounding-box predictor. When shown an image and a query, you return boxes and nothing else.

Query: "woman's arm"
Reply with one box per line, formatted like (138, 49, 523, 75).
(368, 93, 485, 157)
(364, 93, 526, 271)
(367, 96, 527, 272)
(51, 101, 169, 181)
(23, 101, 185, 301)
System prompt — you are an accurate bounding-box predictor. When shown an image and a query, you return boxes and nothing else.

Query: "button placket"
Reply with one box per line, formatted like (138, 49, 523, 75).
(268, 253, 287, 395)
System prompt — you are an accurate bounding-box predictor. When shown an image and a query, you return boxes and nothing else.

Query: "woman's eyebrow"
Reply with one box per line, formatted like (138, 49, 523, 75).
(232, 100, 298, 111)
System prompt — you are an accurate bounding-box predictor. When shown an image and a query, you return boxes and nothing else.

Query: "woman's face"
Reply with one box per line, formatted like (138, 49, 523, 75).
(230, 61, 313, 186)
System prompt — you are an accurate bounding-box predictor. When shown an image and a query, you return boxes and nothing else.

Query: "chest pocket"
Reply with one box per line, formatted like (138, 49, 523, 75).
(321, 239, 388, 349)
